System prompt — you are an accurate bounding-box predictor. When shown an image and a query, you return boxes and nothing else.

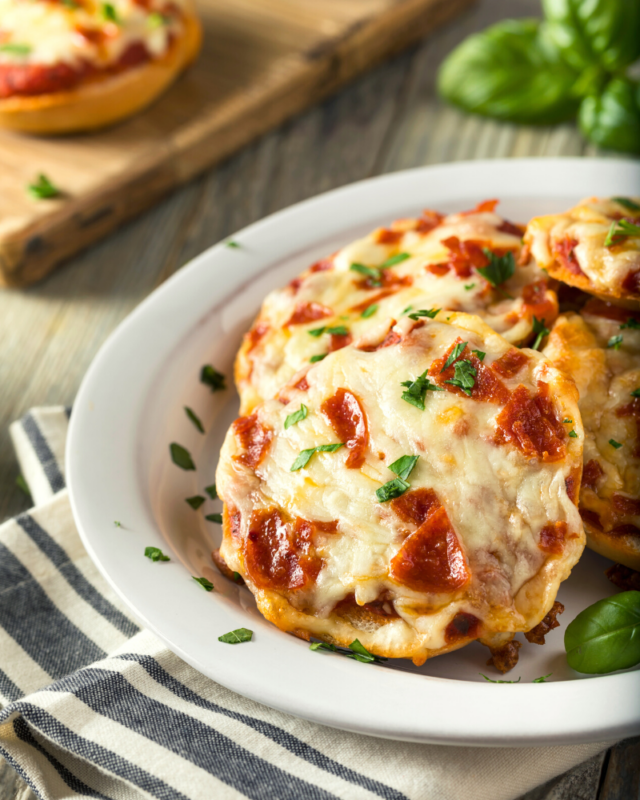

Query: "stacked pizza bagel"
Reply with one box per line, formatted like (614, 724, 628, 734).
(215, 197, 640, 671)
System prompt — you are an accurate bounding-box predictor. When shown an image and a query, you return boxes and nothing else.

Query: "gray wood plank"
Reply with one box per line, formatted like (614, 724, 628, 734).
(598, 737, 640, 800)
(516, 750, 606, 800)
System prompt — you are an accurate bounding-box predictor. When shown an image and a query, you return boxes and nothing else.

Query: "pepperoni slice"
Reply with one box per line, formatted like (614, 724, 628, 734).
(582, 459, 604, 489)
(494, 383, 566, 462)
(286, 302, 332, 326)
(245, 509, 305, 590)
(390, 506, 470, 593)
(444, 611, 481, 644)
(329, 332, 352, 352)
(429, 339, 510, 404)
(376, 229, 403, 245)
(310, 258, 334, 273)
(354, 272, 413, 291)
(416, 210, 444, 234)
(612, 494, 640, 517)
(321, 389, 369, 469)
(554, 238, 586, 277)
(349, 289, 397, 313)
(460, 199, 499, 215)
(391, 488, 440, 525)
(521, 280, 558, 325)
(427, 263, 451, 276)
(498, 220, 525, 237)
(622, 269, 640, 296)
(233, 414, 273, 469)
(245, 322, 269, 354)
(440, 237, 490, 279)
(491, 348, 530, 379)
(358, 329, 402, 353)
(539, 522, 568, 555)
(564, 467, 581, 505)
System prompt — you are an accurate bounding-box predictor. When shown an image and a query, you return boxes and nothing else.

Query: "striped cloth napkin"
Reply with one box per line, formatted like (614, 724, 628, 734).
(0, 407, 610, 800)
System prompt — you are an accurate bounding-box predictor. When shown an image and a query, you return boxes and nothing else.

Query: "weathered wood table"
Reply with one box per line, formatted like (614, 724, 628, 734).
(0, 0, 638, 797)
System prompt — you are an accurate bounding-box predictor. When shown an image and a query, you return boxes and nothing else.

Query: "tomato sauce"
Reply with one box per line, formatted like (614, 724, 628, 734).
(390, 506, 469, 593)
(444, 611, 481, 644)
(521, 280, 557, 325)
(494, 383, 566, 462)
(539, 521, 568, 554)
(286, 302, 333, 326)
(321, 389, 368, 468)
(554, 238, 586, 277)
(245, 322, 269, 354)
(232, 414, 273, 470)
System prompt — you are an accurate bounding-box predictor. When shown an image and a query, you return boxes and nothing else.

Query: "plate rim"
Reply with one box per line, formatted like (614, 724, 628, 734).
(67, 157, 640, 746)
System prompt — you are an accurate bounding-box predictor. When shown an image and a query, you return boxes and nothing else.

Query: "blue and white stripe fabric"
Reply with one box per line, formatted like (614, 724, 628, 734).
(0, 408, 608, 800)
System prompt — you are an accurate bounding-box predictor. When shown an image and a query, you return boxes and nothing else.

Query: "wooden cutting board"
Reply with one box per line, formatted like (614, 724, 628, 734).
(0, 0, 473, 287)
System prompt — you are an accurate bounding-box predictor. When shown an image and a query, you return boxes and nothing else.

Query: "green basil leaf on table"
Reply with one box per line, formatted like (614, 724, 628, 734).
(564, 590, 640, 674)
(579, 78, 640, 155)
(542, 0, 640, 74)
(437, 19, 579, 125)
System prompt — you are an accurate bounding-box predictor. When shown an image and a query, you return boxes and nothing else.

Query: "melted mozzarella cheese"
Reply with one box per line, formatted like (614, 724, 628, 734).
(525, 196, 640, 300)
(218, 312, 585, 663)
(237, 207, 556, 414)
(0, 0, 187, 68)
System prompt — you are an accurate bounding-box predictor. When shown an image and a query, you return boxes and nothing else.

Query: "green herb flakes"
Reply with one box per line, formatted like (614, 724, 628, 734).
(569, 430, 578, 438)
(219, 628, 253, 644)
(472, 350, 486, 361)
(361, 304, 378, 318)
(620, 318, 640, 330)
(380, 252, 410, 268)
(445, 359, 477, 396)
(308, 325, 349, 338)
(531, 316, 550, 351)
(185, 406, 204, 433)
(608, 334, 623, 350)
(0, 43, 31, 56)
(609, 439, 623, 449)
(408, 308, 440, 321)
(388, 454, 419, 482)
(376, 477, 410, 503)
(204, 484, 217, 500)
(350, 263, 382, 284)
(185, 495, 205, 510)
(170, 443, 195, 471)
(477, 250, 515, 290)
(309, 638, 387, 663)
(464, 283, 476, 291)
(225, 240, 240, 249)
(290, 443, 344, 472)
(604, 220, 640, 247)
(145, 546, 170, 562)
(200, 365, 226, 391)
(400, 370, 443, 411)
(193, 576, 214, 591)
(15, 474, 30, 497)
(206, 513, 223, 524)
(442, 341, 467, 371)
(480, 673, 521, 684)
(28, 173, 60, 200)
(101, 2, 119, 22)
(310, 354, 327, 363)
(285, 404, 308, 430)
(533, 673, 552, 683)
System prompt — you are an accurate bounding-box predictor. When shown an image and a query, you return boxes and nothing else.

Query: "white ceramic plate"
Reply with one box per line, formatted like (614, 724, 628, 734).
(68, 158, 640, 746)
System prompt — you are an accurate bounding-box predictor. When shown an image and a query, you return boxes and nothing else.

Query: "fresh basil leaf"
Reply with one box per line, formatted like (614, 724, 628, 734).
(184, 406, 204, 434)
(442, 341, 468, 371)
(204, 483, 217, 500)
(613, 198, 640, 214)
(478, 250, 515, 290)
(579, 78, 640, 155)
(380, 253, 410, 268)
(388, 455, 419, 482)
(185, 495, 205, 510)
(609, 439, 623, 449)
(285, 404, 308, 430)
(205, 513, 223, 524)
(542, 0, 640, 73)
(310, 354, 327, 363)
(192, 576, 214, 591)
(15, 474, 30, 497)
(472, 350, 486, 361)
(532, 316, 550, 350)
(170, 443, 195, 471)
(28, 173, 60, 200)
(350, 263, 382, 284)
(219, 628, 253, 644)
(533, 673, 552, 683)
(408, 308, 440, 320)
(438, 19, 579, 125)
(290, 443, 343, 472)
(376, 477, 410, 503)
(145, 546, 170, 562)
(200, 364, 226, 391)
(445, 359, 477, 396)
(361, 304, 378, 318)
(565, 591, 640, 674)
(400, 370, 443, 411)
(608, 334, 623, 350)
(621, 318, 640, 330)
(480, 673, 521, 684)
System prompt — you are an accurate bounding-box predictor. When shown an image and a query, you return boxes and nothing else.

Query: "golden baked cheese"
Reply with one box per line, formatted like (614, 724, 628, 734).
(543, 299, 640, 570)
(236, 201, 558, 415)
(218, 312, 585, 666)
(525, 197, 640, 304)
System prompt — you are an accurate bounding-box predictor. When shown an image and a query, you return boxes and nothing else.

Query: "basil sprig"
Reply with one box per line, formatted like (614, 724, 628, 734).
(400, 370, 443, 411)
(437, 3, 640, 155)
(290, 443, 343, 472)
(565, 591, 640, 674)
(376, 454, 419, 502)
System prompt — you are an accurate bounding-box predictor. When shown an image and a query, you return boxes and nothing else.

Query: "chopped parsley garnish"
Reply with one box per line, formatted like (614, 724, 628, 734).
(442, 341, 467, 371)
(401, 305, 414, 315)
(147, 11, 166, 28)
(28, 173, 60, 200)
(563, 419, 573, 424)
(114, 520, 122, 528)
(101, 2, 119, 22)
(145, 546, 170, 562)
(308, 325, 349, 337)
(533, 673, 552, 683)
(620, 318, 640, 330)
(376, 477, 410, 503)
(604, 220, 640, 247)
(170, 443, 195, 471)
(632, 389, 640, 398)
(408, 308, 440, 321)
(205, 484, 217, 499)
(185, 406, 204, 434)
(225, 239, 240, 249)
(613, 197, 640, 213)
(480, 673, 521, 684)
(310, 354, 327, 363)
(200, 365, 226, 391)
(388, 455, 419, 481)
(609, 439, 623, 449)
(361, 304, 378, 318)
(219, 628, 253, 644)
(290, 443, 344, 471)
(0, 43, 31, 56)
(185, 495, 205, 510)
(285, 404, 308, 429)
(472, 349, 486, 361)
(568, 430, 578, 438)
(608, 334, 623, 350)
(380, 252, 410, 268)
(206, 513, 223, 524)
(531, 316, 550, 351)
(350, 263, 382, 285)
(193, 576, 214, 591)
(232, 571, 242, 582)
(445, 359, 477, 396)
(15, 474, 30, 497)
(310, 639, 387, 664)
(464, 283, 476, 291)
(477, 249, 515, 293)
(400, 370, 443, 410)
